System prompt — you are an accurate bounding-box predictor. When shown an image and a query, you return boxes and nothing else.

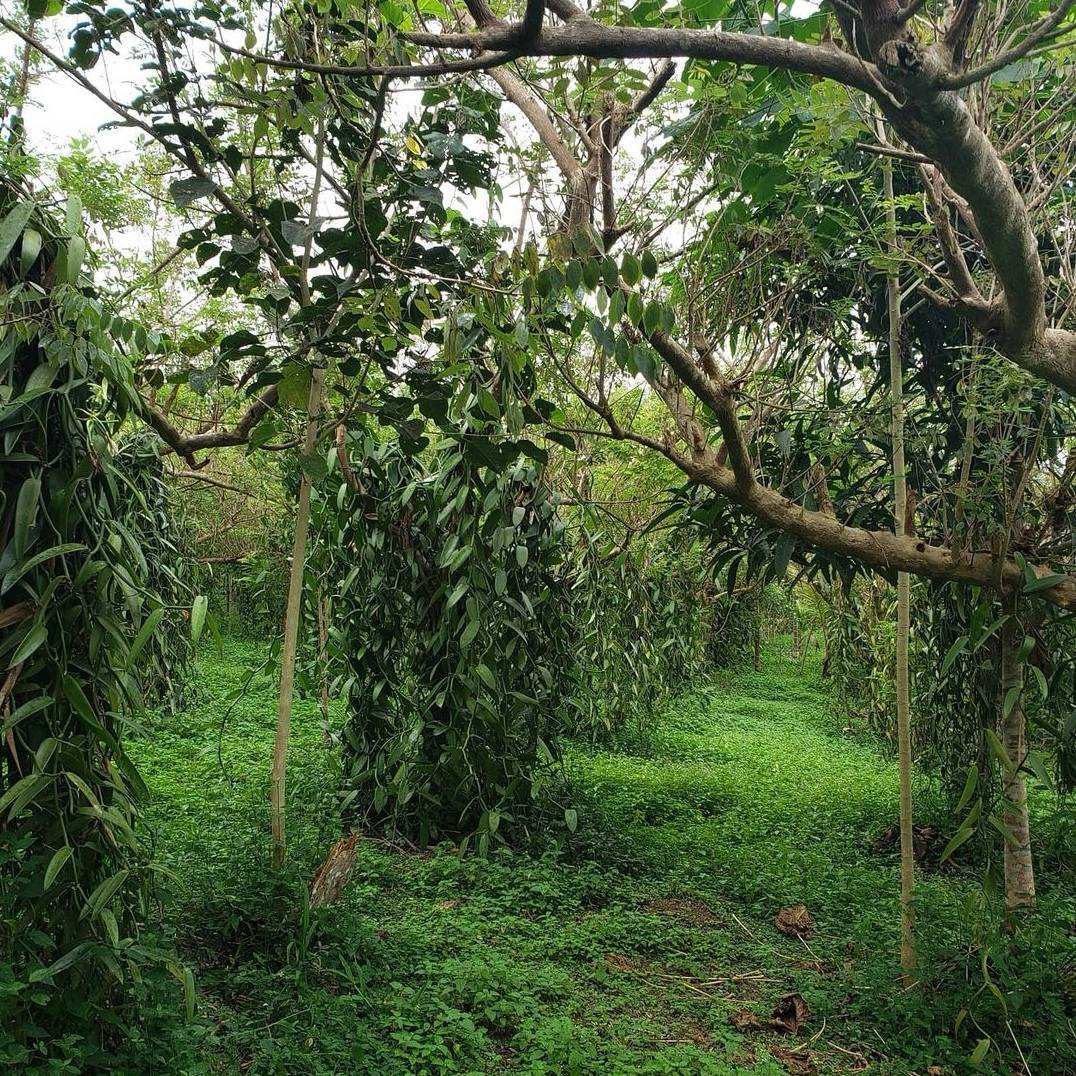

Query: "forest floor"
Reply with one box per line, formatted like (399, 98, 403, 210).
(130, 640, 1075, 1076)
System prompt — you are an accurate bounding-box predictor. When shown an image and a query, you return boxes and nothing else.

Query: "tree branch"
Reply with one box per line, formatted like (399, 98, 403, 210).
(938, 0, 1076, 89)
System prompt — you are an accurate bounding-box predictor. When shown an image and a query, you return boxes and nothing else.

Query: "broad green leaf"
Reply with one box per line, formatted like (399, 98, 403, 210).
(1023, 572, 1067, 595)
(0, 773, 49, 816)
(2, 542, 86, 594)
(984, 728, 1015, 774)
(83, 868, 129, 919)
(191, 595, 208, 643)
(939, 635, 967, 675)
(126, 607, 165, 668)
(65, 193, 83, 234)
(65, 236, 87, 283)
(13, 476, 40, 560)
(0, 200, 34, 266)
(19, 227, 42, 275)
(10, 621, 48, 666)
(44, 846, 73, 890)
(1001, 686, 1022, 720)
(955, 765, 978, 812)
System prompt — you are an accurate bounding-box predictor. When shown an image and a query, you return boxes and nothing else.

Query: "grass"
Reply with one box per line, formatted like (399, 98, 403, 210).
(127, 639, 1076, 1076)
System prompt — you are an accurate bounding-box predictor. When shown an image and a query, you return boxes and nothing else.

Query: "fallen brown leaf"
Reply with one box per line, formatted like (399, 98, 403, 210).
(771, 1046, 817, 1075)
(604, 953, 638, 973)
(770, 992, 811, 1034)
(730, 1009, 765, 1031)
(775, 903, 816, 939)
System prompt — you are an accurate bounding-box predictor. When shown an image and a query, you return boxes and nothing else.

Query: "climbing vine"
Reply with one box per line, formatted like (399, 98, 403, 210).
(0, 186, 191, 1058)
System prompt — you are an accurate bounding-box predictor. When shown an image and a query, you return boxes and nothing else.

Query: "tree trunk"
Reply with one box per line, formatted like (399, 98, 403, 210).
(884, 145, 917, 980)
(316, 587, 332, 745)
(270, 367, 325, 869)
(1000, 607, 1036, 912)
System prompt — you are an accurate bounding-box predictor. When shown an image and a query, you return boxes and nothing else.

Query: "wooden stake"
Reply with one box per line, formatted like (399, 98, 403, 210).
(270, 367, 325, 868)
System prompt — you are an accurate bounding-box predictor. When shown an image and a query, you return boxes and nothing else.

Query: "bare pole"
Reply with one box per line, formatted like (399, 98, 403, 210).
(270, 367, 325, 867)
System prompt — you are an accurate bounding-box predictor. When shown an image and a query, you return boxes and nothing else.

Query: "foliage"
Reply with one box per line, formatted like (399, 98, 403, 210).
(565, 537, 719, 743)
(318, 425, 576, 850)
(0, 184, 189, 1063)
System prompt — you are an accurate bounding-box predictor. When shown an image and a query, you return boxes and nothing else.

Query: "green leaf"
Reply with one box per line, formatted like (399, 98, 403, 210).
(460, 619, 480, 647)
(621, 253, 641, 285)
(100, 907, 120, 949)
(984, 728, 1015, 774)
(1001, 686, 1022, 720)
(169, 176, 216, 208)
(2, 543, 86, 595)
(13, 476, 41, 560)
(39, 941, 93, 980)
(939, 824, 975, 864)
(564, 807, 578, 833)
(20, 227, 42, 275)
(1029, 664, 1048, 701)
(939, 635, 967, 675)
(641, 250, 658, 278)
(83, 868, 130, 919)
(65, 193, 83, 235)
(10, 621, 47, 666)
(127, 607, 165, 669)
(1022, 572, 1067, 595)
(277, 364, 312, 409)
(515, 544, 529, 568)
(169, 962, 197, 1020)
(1023, 750, 1053, 791)
(0, 200, 34, 266)
(969, 1037, 991, 1065)
(0, 773, 49, 817)
(955, 765, 978, 812)
(191, 595, 208, 644)
(65, 236, 87, 283)
(43, 846, 73, 891)
(61, 675, 98, 727)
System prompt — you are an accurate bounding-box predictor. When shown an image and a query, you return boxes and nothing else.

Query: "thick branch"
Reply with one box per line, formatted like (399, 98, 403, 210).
(404, 22, 882, 95)
(146, 386, 278, 458)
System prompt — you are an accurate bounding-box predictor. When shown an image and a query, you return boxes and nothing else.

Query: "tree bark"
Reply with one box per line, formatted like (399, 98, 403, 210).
(270, 368, 325, 868)
(316, 587, 332, 745)
(999, 605, 1036, 913)
(884, 148, 917, 980)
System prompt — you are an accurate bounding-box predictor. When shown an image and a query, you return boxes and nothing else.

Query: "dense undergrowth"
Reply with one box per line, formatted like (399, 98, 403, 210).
(86, 640, 1076, 1075)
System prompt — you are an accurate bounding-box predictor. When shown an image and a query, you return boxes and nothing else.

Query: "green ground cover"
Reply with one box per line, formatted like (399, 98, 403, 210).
(127, 640, 1075, 1075)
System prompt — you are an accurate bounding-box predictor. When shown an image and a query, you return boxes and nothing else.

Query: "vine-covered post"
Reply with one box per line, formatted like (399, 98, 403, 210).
(999, 601, 1036, 912)
(883, 141, 917, 980)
